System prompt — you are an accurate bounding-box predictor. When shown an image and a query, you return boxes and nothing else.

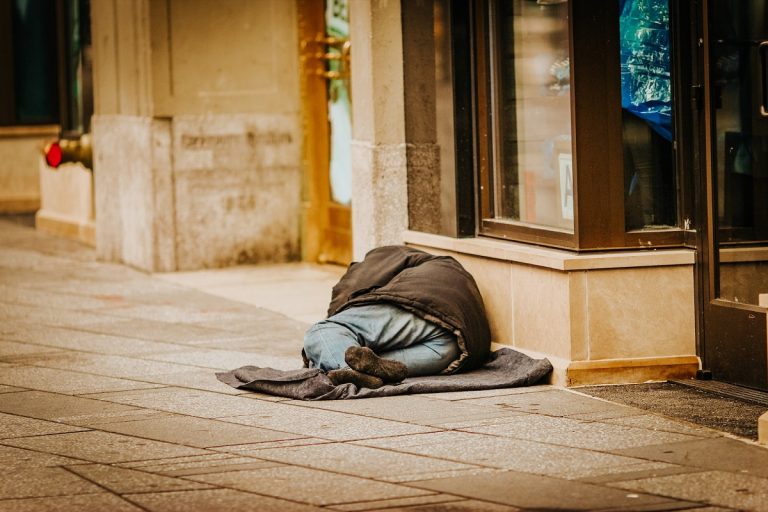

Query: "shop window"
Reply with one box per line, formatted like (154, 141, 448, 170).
(470, 0, 692, 250)
(0, 0, 59, 126)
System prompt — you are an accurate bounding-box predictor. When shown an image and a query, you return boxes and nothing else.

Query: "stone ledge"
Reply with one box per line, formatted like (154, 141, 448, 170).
(36, 209, 95, 247)
(0, 196, 40, 213)
(404, 230, 695, 271)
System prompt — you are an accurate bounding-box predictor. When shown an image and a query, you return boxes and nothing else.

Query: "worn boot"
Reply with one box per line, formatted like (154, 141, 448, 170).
(345, 346, 408, 383)
(327, 368, 384, 389)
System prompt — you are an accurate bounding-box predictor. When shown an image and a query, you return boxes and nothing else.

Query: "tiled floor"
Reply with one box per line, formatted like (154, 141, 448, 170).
(1, 219, 767, 511)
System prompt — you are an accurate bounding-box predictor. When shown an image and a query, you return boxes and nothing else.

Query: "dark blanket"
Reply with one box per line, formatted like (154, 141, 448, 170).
(216, 348, 552, 400)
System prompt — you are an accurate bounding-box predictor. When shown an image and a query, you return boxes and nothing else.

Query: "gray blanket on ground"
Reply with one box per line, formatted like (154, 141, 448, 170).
(216, 348, 552, 400)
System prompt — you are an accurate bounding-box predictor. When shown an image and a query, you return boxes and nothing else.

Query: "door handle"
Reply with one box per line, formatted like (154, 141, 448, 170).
(760, 41, 768, 117)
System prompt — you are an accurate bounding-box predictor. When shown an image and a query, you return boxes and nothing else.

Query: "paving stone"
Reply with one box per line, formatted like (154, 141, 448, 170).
(92, 303, 269, 325)
(187, 465, 433, 506)
(73, 318, 240, 344)
(126, 488, 324, 512)
(459, 413, 702, 451)
(137, 369, 250, 395)
(610, 437, 768, 478)
(85, 387, 284, 418)
(0, 467, 105, 499)
(353, 500, 527, 512)
(291, 395, 520, 426)
(120, 453, 283, 476)
(0, 324, 189, 355)
(0, 445, 82, 468)
(0, 411, 86, 438)
(0, 340, 62, 357)
(420, 385, 554, 401)
(12, 353, 201, 379)
(66, 463, 214, 493)
(0, 303, 120, 329)
(406, 470, 703, 511)
(250, 442, 489, 482)
(597, 413, 722, 438)
(143, 348, 299, 371)
(329, 495, 471, 512)
(0, 285, 118, 310)
(610, 470, 768, 511)
(0, 493, 143, 512)
(0, 385, 24, 393)
(0, 365, 164, 395)
(213, 437, 332, 453)
(461, 389, 634, 417)
(556, 461, 691, 482)
(221, 403, 437, 441)
(4, 430, 209, 463)
(0, 390, 141, 423)
(357, 431, 650, 476)
(95, 414, 303, 447)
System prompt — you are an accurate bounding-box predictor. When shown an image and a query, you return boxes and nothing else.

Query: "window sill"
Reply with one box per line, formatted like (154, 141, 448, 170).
(403, 230, 695, 271)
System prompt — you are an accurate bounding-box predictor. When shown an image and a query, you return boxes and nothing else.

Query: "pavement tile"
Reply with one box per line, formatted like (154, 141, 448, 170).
(406, 470, 702, 511)
(212, 438, 332, 453)
(249, 442, 488, 481)
(0, 390, 140, 423)
(610, 437, 768, 478)
(0, 285, 119, 310)
(0, 444, 82, 468)
(0, 493, 143, 512)
(12, 352, 202, 379)
(65, 463, 214, 493)
(459, 413, 702, 451)
(221, 403, 437, 441)
(186, 465, 433, 506)
(4, 430, 209, 463)
(329, 495, 470, 512)
(290, 395, 520, 426)
(419, 385, 554, 401)
(0, 365, 164, 395)
(73, 318, 242, 344)
(0, 467, 106, 499)
(0, 340, 62, 358)
(556, 461, 691, 482)
(357, 431, 651, 476)
(94, 414, 303, 447)
(0, 302, 118, 328)
(610, 470, 768, 511)
(143, 348, 299, 371)
(596, 413, 722, 438)
(137, 369, 259, 396)
(0, 324, 190, 355)
(460, 388, 634, 417)
(353, 500, 528, 512)
(120, 453, 283, 476)
(91, 303, 271, 324)
(0, 385, 25, 393)
(0, 411, 87, 438)
(126, 488, 324, 512)
(85, 386, 283, 418)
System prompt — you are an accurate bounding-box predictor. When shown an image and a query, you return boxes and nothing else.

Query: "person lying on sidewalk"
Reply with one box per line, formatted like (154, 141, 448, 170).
(302, 245, 491, 389)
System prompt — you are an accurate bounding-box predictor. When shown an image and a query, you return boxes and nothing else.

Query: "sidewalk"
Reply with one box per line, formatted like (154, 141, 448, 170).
(1, 218, 768, 511)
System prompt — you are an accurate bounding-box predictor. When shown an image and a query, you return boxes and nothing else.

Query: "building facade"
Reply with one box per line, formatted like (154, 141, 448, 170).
(4, 0, 766, 389)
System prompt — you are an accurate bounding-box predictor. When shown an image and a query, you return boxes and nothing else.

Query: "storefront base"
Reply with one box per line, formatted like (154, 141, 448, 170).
(36, 160, 95, 247)
(0, 126, 58, 214)
(406, 231, 699, 387)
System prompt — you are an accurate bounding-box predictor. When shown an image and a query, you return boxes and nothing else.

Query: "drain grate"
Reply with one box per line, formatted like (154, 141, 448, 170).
(670, 379, 768, 408)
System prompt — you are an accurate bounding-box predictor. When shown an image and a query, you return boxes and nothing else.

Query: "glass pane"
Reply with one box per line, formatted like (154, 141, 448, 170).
(711, 0, 768, 306)
(12, 0, 58, 125)
(619, 0, 676, 230)
(326, 0, 352, 206)
(493, 0, 573, 232)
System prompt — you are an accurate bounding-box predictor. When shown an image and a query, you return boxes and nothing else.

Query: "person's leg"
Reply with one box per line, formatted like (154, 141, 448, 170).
(302, 320, 359, 372)
(378, 331, 460, 377)
(332, 303, 460, 377)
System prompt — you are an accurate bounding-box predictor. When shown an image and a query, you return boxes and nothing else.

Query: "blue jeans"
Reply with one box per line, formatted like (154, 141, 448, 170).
(303, 303, 459, 377)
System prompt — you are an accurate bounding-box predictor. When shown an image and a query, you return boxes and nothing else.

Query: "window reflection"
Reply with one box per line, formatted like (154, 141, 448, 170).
(620, 0, 677, 230)
(493, 0, 573, 232)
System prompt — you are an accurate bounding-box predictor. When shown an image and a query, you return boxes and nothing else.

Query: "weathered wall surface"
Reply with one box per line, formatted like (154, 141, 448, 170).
(0, 129, 57, 212)
(91, 0, 301, 271)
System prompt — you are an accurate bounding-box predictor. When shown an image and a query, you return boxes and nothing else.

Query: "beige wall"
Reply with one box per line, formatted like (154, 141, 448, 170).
(0, 128, 58, 213)
(91, 0, 302, 271)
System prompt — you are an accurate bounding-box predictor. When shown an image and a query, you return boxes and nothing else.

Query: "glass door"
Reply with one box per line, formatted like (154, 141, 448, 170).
(702, 0, 768, 390)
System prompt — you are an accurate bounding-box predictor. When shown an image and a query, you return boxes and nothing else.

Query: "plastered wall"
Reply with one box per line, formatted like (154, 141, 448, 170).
(91, 0, 301, 271)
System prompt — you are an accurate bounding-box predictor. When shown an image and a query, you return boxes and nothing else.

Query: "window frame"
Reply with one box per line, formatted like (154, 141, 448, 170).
(471, 0, 695, 252)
